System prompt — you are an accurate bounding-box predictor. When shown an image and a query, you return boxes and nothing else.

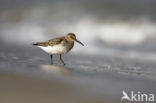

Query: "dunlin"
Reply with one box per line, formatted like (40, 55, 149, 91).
(33, 33, 84, 65)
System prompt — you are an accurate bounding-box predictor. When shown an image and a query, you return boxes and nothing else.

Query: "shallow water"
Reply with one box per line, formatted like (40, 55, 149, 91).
(0, 44, 156, 103)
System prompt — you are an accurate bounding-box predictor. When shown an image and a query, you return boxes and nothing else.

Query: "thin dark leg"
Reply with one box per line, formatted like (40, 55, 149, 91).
(50, 55, 53, 65)
(60, 54, 65, 65)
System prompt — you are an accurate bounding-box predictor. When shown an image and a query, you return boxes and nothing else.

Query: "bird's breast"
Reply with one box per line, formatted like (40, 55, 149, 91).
(38, 43, 73, 55)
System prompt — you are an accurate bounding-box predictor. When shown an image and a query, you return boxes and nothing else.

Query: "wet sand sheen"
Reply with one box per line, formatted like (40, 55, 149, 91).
(0, 45, 156, 103)
(0, 72, 109, 103)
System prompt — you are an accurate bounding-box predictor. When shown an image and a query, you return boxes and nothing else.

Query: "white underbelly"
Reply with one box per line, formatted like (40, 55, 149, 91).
(38, 45, 68, 54)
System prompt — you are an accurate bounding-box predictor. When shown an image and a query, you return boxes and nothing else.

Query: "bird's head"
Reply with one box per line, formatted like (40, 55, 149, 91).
(66, 33, 84, 46)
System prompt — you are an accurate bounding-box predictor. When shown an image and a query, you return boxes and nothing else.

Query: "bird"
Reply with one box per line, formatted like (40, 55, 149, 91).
(33, 33, 84, 65)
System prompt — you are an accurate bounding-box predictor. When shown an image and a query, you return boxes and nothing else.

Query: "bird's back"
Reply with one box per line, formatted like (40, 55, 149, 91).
(33, 36, 65, 47)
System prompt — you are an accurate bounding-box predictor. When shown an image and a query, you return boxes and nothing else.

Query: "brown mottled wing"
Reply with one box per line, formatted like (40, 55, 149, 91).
(33, 36, 65, 47)
(48, 36, 65, 46)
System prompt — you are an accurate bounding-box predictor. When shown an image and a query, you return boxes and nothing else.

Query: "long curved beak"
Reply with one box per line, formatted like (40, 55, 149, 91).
(75, 39, 84, 46)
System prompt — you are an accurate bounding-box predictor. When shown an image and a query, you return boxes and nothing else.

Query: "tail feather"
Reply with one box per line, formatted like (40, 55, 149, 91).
(32, 42, 48, 47)
(33, 43, 38, 46)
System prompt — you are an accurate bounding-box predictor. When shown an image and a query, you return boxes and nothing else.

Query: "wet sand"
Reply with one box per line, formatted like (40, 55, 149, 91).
(0, 45, 156, 103)
(0, 72, 109, 103)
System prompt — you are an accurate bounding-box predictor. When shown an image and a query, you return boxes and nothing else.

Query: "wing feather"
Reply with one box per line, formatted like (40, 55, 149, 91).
(33, 36, 65, 47)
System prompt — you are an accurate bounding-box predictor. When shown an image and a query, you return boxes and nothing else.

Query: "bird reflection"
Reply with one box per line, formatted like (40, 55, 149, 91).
(39, 64, 72, 76)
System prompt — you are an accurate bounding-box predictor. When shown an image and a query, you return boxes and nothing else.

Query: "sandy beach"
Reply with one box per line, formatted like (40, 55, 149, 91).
(0, 44, 156, 103)
(0, 72, 109, 103)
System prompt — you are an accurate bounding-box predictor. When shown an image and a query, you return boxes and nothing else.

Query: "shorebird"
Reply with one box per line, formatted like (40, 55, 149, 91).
(33, 33, 84, 65)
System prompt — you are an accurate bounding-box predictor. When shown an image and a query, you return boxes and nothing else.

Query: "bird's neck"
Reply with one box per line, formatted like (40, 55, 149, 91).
(65, 37, 74, 44)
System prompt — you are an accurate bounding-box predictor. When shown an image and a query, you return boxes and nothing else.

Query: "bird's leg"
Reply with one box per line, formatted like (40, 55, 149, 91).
(50, 55, 53, 65)
(60, 54, 65, 65)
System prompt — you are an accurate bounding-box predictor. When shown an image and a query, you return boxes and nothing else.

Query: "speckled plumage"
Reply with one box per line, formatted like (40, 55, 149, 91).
(33, 33, 84, 65)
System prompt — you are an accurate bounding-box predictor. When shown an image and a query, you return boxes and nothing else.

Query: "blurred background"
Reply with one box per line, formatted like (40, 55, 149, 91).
(0, 0, 156, 103)
(1, 0, 156, 52)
